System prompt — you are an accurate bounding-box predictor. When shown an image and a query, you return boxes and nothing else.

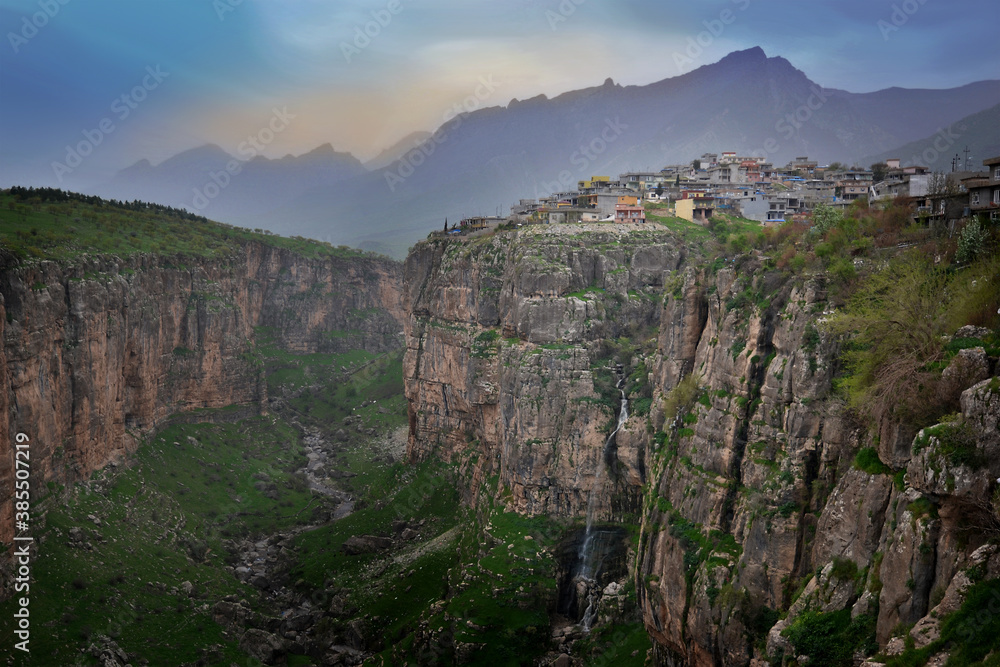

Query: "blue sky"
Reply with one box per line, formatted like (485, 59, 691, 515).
(1, 0, 998, 187)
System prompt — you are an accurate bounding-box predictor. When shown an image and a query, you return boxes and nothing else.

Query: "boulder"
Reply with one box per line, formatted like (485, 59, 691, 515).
(341, 535, 392, 555)
(239, 628, 283, 664)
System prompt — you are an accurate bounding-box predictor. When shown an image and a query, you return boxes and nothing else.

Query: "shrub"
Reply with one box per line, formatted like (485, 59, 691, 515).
(830, 556, 859, 582)
(956, 218, 988, 265)
(783, 610, 877, 667)
(662, 373, 701, 425)
(826, 253, 951, 427)
(853, 447, 892, 476)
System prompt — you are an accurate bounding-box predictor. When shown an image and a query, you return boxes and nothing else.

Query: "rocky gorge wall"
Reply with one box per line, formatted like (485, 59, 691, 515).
(404, 224, 683, 521)
(403, 223, 1000, 665)
(0, 242, 403, 586)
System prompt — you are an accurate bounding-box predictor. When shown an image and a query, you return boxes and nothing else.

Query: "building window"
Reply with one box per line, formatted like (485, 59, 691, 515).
(994, 167, 1000, 180)
(995, 189, 1000, 205)
(972, 192, 980, 205)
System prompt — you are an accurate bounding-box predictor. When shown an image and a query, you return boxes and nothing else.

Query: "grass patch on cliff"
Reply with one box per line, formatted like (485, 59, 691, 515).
(825, 252, 1000, 432)
(853, 447, 893, 476)
(287, 457, 462, 649)
(135, 417, 319, 545)
(0, 188, 377, 261)
(0, 408, 326, 666)
(256, 326, 407, 431)
(782, 610, 877, 667)
(886, 578, 1000, 667)
(571, 621, 652, 666)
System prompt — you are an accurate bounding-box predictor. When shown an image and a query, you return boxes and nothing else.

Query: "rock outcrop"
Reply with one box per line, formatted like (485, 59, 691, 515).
(404, 224, 683, 520)
(0, 242, 403, 584)
(402, 224, 1000, 665)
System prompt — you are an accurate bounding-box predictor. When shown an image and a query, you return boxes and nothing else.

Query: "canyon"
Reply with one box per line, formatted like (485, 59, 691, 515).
(2, 217, 999, 665)
(402, 222, 1000, 665)
(0, 242, 403, 584)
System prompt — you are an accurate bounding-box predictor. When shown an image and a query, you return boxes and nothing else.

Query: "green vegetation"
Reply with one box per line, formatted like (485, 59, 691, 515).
(0, 411, 316, 665)
(658, 500, 742, 588)
(644, 208, 712, 243)
(661, 373, 702, 425)
(854, 447, 893, 476)
(571, 621, 652, 666)
(830, 556, 860, 582)
(914, 421, 983, 469)
(826, 252, 1000, 431)
(782, 610, 877, 667)
(0, 187, 377, 261)
(887, 578, 1000, 667)
(0, 321, 413, 664)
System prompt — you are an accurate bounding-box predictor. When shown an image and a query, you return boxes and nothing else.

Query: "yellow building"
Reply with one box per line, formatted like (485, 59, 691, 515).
(675, 196, 715, 223)
(578, 175, 611, 190)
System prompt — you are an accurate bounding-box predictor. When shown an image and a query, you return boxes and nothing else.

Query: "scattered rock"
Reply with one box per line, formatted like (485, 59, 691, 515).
(954, 325, 991, 339)
(552, 654, 572, 667)
(87, 636, 130, 667)
(939, 347, 990, 404)
(239, 628, 283, 664)
(342, 535, 393, 555)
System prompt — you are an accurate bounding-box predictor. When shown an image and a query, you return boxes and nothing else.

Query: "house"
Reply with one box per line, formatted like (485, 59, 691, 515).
(614, 204, 646, 223)
(619, 172, 663, 192)
(833, 170, 873, 202)
(738, 194, 797, 226)
(578, 176, 611, 191)
(460, 216, 504, 231)
(708, 163, 741, 184)
(576, 192, 637, 216)
(874, 165, 931, 199)
(964, 156, 1000, 220)
(787, 157, 818, 174)
(676, 196, 715, 223)
(548, 208, 601, 224)
(913, 191, 969, 228)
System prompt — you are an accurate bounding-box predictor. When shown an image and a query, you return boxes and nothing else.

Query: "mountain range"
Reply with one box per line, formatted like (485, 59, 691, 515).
(92, 47, 1000, 257)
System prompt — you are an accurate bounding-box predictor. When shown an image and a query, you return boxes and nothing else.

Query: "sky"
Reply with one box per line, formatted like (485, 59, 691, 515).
(1, 0, 998, 188)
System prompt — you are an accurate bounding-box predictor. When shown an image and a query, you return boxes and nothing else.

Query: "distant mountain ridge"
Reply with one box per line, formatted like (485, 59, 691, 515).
(861, 102, 1000, 170)
(96, 47, 1000, 257)
(364, 131, 434, 171)
(98, 142, 367, 224)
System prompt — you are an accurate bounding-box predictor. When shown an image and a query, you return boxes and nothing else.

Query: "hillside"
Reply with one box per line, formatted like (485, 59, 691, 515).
(402, 204, 1000, 664)
(862, 102, 1000, 169)
(93, 48, 1000, 257)
(3, 192, 1000, 665)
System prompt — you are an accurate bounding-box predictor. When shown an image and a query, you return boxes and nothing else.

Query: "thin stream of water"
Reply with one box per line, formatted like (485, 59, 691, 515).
(574, 374, 629, 630)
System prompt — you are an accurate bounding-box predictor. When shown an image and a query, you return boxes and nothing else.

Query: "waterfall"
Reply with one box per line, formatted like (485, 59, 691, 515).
(573, 373, 629, 631)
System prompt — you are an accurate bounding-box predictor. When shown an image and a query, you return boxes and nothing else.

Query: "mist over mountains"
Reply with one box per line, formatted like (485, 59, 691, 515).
(92, 47, 1000, 257)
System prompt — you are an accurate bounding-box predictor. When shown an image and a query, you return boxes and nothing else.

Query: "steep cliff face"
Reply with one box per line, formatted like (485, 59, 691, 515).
(404, 224, 682, 519)
(638, 260, 852, 664)
(640, 260, 999, 666)
(403, 225, 1000, 665)
(0, 243, 402, 567)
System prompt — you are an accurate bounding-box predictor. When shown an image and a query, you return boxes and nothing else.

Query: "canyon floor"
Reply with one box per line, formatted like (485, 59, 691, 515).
(1, 323, 647, 666)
